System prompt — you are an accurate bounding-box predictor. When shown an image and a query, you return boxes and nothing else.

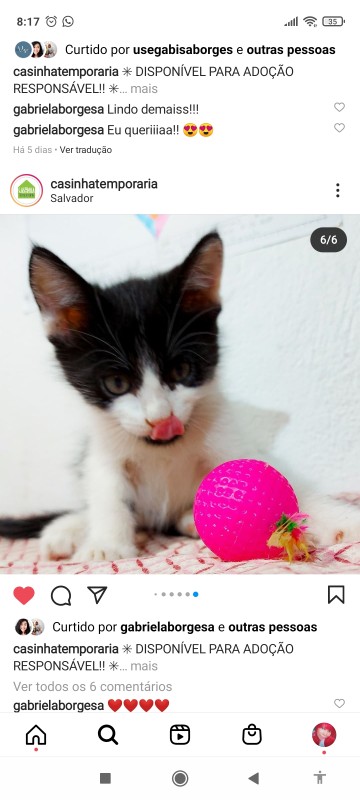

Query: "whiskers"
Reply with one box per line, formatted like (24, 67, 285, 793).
(167, 306, 219, 359)
(93, 290, 128, 359)
(174, 348, 210, 364)
(68, 328, 129, 369)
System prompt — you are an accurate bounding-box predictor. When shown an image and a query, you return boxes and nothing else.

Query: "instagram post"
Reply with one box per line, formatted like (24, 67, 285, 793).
(0, 2, 359, 797)
(0, 213, 359, 575)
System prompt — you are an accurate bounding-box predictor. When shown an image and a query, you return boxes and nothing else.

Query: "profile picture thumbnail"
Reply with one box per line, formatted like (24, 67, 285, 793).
(31, 619, 45, 636)
(312, 722, 336, 747)
(15, 41, 33, 59)
(31, 41, 57, 59)
(31, 41, 44, 58)
(15, 618, 32, 636)
(44, 41, 57, 58)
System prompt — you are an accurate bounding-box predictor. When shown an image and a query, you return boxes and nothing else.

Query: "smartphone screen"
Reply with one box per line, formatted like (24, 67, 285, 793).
(0, 3, 359, 797)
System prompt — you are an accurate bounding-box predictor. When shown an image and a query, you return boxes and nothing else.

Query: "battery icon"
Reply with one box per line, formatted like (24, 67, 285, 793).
(322, 16, 345, 25)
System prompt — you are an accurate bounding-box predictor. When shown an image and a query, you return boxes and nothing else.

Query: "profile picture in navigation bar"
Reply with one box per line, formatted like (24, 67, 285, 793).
(312, 722, 336, 748)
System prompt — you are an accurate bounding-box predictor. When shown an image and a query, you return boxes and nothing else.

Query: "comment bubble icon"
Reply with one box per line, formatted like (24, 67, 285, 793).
(50, 585, 72, 606)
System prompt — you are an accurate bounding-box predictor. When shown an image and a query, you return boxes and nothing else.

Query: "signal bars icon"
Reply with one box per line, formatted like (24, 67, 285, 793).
(284, 15, 318, 26)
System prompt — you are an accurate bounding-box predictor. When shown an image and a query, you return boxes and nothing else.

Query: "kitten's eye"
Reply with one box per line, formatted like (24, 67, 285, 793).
(169, 362, 191, 382)
(102, 374, 130, 396)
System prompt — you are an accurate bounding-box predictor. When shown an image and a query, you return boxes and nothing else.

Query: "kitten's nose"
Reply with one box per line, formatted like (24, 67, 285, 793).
(146, 414, 185, 442)
(145, 416, 169, 427)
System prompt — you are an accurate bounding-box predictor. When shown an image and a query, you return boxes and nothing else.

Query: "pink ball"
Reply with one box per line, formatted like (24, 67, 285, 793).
(194, 459, 299, 561)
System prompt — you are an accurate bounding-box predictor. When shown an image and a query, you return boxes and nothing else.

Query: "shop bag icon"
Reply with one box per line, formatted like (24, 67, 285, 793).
(242, 724, 262, 745)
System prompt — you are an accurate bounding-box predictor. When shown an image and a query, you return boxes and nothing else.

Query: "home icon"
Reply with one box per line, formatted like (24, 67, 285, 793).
(18, 179, 36, 201)
(26, 725, 47, 746)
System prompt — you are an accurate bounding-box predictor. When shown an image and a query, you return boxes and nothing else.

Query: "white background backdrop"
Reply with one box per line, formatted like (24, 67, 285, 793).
(0, 213, 359, 516)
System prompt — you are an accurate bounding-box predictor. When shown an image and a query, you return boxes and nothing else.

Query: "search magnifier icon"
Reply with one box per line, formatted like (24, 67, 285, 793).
(98, 725, 118, 745)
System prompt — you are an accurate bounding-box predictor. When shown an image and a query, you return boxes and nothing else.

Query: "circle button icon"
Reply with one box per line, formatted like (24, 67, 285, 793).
(172, 771, 189, 787)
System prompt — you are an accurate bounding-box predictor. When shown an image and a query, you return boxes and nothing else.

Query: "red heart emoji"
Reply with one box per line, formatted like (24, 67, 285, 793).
(139, 699, 154, 712)
(13, 586, 35, 605)
(108, 699, 122, 712)
(155, 699, 169, 712)
(124, 699, 138, 712)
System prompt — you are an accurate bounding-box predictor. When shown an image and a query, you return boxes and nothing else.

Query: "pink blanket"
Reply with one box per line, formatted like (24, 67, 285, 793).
(1, 534, 359, 574)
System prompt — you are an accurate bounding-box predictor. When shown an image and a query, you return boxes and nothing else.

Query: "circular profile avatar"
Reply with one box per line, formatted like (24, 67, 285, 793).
(10, 174, 43, 207)
(15, 618, 32, 636)
(312, 722, 336, 748)
(31, 619, 45, 636)
(31, 41, 44, 58)
(15, 41, 33, 58)
(44, 41, 57, 58)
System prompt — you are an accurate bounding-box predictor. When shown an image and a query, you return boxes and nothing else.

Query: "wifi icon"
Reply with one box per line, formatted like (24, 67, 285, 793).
(303, 15, 317, 26)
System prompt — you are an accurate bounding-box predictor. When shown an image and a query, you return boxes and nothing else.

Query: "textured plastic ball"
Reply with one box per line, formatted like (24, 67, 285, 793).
(193, 459, 299, 561)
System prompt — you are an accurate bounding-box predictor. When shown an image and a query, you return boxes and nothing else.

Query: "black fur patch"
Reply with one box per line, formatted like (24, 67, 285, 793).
(29, 233, 223, 411)
(0, 513, 62, 538)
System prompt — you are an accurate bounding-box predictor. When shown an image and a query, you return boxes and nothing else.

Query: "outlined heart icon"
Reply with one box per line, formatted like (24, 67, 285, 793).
(334, 123, 345, 132)
(124, 699, 138, 712)
(139, 699, 154, 712)
(155, 699, 169, 712)
(334, 699, 345, 708)
(334, 102, 345, 112)
(108, 699, 122, 712)
(13, 587, 35, 605)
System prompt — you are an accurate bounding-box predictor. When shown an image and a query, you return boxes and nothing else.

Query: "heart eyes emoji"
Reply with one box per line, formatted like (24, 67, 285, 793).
(199, 123, 213, 137)
(183, 123, 213, 137)
(183, 123, 198, 136)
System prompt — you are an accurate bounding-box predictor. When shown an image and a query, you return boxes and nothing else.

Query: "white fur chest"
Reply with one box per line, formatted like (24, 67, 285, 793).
(87, 392, 225, 533)
(120, 437, 206, 530)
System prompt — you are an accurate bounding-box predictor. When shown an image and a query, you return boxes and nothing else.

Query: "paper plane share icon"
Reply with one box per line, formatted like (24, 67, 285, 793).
(87, 586, 108, 604)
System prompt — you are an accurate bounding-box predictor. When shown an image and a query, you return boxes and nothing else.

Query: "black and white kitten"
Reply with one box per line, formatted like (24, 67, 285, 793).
(29, 233, 231, 560)
(4, 232, 360, 560)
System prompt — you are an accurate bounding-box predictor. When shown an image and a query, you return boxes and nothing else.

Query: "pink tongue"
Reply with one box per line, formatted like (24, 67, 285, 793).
(150, 415, 185, 441)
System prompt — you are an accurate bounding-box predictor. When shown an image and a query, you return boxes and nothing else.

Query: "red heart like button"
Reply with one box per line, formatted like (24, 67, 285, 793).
(124, 699, 138, 712)
(13, 586, 35, 605)
(108, 699, 122, 712)
(155, 699, 169, 712)
(139, 699, 154, 712)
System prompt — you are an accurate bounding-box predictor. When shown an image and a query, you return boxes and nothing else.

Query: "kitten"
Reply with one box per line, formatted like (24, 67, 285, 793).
(29, 233, 229, 560)
(2, 232, 360, 560)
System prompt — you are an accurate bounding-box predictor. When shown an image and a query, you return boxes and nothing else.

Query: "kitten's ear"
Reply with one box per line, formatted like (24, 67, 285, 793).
(29, 246, 92, 338)
(181, 233, 223, 311)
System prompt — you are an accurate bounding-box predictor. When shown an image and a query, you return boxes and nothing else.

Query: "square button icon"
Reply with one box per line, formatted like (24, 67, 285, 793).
(100, 773, 111, 784)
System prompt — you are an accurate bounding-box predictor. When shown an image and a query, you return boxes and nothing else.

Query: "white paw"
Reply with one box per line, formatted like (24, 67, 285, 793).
(303, 494, 360, 546)
(40, 512, 86, 560)
(74, 540, 138, 562)
(176, 509, 199, 539)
